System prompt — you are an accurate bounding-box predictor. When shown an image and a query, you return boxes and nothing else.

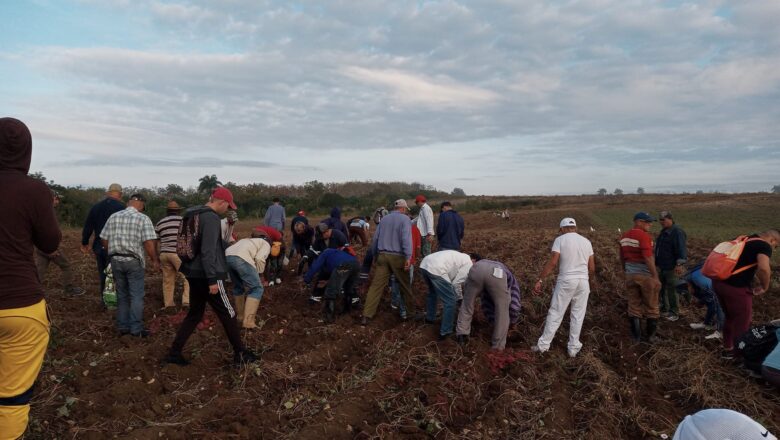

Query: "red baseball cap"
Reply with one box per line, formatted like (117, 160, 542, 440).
(212, 187, 237, 209)
(297, 210, 306, 216)
(415, 195, 426, 203)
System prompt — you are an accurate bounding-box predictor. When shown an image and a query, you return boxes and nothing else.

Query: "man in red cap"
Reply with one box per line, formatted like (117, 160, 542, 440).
(165, 186, 257, 366)
(415, 195, 435, 257)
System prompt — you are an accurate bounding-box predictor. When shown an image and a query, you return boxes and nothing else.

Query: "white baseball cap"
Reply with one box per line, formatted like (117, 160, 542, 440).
(673, 409, 776, 440)
(559, 217, 576, 228)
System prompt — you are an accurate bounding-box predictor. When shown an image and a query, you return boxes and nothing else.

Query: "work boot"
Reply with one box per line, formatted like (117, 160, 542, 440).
(242, 297, 260, 329)
(234, 295, 246, 326)
(629, 317, 642, 342)
(324, 299, 336, 323)
(644, 319, 658, 343)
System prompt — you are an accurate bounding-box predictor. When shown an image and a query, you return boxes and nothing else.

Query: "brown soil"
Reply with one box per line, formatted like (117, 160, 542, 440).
(28, 203, 780, 439)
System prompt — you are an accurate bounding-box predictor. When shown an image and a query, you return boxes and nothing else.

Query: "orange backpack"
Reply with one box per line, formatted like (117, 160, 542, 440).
(702, 236, 764, 280)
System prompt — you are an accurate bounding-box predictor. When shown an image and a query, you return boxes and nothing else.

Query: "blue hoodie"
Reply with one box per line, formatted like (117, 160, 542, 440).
(321, 207, 349, 239)
(304, 248, 357, 284)
(436, 209, 465, 251)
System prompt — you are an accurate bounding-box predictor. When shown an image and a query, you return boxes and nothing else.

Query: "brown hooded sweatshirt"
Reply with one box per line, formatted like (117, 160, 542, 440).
(0, 117, 61, 310)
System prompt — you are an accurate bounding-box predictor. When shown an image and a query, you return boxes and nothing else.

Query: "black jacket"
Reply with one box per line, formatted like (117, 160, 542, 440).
(179, 206, 228, 284)
(654, 224, 687, 270)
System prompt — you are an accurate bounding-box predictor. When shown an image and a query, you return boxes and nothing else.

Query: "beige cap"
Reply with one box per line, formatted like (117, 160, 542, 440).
(394, 199, 409, 209)
(107, 183, 122, 193)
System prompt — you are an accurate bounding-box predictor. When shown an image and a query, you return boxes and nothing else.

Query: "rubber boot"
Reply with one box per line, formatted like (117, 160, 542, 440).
(234, 295, 246, 326)
(243, 297, 260, 329)
(629, 317, 642, 342)
(644, 319, 658, 343)
(324, 299, 336, 323)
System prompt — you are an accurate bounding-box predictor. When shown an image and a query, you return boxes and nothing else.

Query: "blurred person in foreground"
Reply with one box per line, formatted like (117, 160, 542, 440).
(0, 117, 62, 438)
(673, 408, 775, 440)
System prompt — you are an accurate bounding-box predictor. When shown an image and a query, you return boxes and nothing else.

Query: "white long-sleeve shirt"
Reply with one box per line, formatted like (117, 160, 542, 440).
(416, 203, 435, 236)
(225, 238, 271, 273)
(420, 250, 472, 296)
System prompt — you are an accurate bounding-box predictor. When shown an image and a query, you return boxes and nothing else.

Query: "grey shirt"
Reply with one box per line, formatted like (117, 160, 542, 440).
(264, 204, 286, 231)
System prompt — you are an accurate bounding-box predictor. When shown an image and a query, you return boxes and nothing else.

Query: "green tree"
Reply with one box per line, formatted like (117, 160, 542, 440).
(451, 187, 466, 197)
(197, 175, 221, 193)
(636, 187, 645, 195)
(614, 188, 623, 195)
(165, 183, 185, 198)
(597, 188, 607, 196)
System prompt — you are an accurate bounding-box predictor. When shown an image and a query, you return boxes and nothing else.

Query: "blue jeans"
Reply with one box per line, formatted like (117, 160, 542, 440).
(422, 269, 457, 336)
(111, 257, 145, 333)
(391, 265, 414, 318)
(693, 287, 724, 331)
(227, 256, 264, 300)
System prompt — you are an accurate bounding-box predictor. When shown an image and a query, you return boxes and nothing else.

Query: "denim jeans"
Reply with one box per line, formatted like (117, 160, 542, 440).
(227, 255, 264, 300)
(391, 265, 414, 318)
(422, 268, 457, 336)
(111, 257, 145, 333)
(693, 286, 724, 331)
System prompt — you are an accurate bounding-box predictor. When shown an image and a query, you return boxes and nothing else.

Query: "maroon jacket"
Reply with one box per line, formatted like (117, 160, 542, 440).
(0, 118, 61, 310)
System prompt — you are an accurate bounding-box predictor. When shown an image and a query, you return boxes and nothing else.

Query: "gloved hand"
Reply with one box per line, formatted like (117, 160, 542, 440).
(226, 210, 239, 225)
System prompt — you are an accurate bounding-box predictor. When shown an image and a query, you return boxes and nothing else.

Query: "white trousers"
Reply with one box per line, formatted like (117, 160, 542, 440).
(536, 278, 590, 354)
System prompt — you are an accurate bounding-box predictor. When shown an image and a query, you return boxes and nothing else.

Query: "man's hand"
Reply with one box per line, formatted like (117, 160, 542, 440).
(674, 265, 685, 276)
(753, 286, 766, 296)
(426, 235, 434, 243)
(208, 284, 219, 295)
(404, 259, 411, 271)
(532, 280, 543, 295)
(80, 245, 92, 255)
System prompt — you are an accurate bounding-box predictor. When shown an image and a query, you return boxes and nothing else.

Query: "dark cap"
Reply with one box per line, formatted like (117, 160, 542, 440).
(659, 210, 673, 220)
(633, 211, 655, 222)
(129, 193, 146, 203)
(440, 201, 452, 208)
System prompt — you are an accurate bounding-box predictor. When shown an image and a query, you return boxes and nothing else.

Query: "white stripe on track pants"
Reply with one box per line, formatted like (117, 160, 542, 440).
(536, 278, 590, 355)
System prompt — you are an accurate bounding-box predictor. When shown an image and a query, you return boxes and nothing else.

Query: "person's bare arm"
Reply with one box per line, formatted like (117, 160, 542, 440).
(533, 252, 560, 295)
(644, 255, 659, 280)
(143, 240, 160, 271)
(754, 254, 771, 293)
(588, 255, 597, 289)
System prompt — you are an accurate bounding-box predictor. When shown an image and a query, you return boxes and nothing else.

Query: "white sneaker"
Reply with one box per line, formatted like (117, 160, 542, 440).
(268, 281, 275, 286)
(689, 322, 707, 330)
(531, 345, 547, 353)
(567, 350, 579, 358)
(705, 330, 722, 340)
(275, 278, 282, 284)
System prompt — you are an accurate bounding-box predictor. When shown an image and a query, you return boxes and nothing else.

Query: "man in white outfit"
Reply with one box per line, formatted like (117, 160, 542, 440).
(532, 217, 595, 357)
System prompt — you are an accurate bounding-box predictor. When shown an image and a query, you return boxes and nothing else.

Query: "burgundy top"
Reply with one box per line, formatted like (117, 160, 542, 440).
(0, 118, 61, 310)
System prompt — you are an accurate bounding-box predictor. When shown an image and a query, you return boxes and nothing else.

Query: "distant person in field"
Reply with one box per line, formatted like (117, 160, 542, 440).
(654, 210, 688, 321)
(288, 210, 312, 261)
(348, 215, 371, 247)
(620, 212, 662, 343)
(419, 250, 473, 340)
(531, 218, 595, 358)
(81, 182, 125, 304)
(155, 200, 189, 309)
(321, 207, 349, 241)
(165, 187, 257, 366)
(372, 206, 389, 225)
(712, 229, 779, 359)
(304, 245, 360, 322)
(436, 201, 464, 251)
(100, 194, 159, 337)
(225, 229, 271, 329)
(415, 195, 435, 257)
(455, 254, 522, 350)
(0, 117, 61, 438)
(35, 191, 85, 296)
(677, 262, 723, 340)
(264, 197, 285, 233)
(362, 199, 414, 326)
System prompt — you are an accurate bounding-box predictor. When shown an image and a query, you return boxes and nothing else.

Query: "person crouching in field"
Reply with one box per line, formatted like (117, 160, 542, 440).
(620, 212, 662, 343)
(348, 215, 371, 247)
(226, 230, 271, 329)
(677, 262, 723, 340)
(303, 246, 360, 322)
(0, 118, 61, 438)
(455, 255, 522, 350)
(713, 229, 779, 359)
(289, 214, 314, 267)
(419, 250, 473, 340)
(532, 217, 595, 358)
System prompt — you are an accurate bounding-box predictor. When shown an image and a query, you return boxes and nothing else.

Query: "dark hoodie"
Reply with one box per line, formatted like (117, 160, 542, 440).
(0, 118, 61, 310)
(178, 205, 228, 284)
(321, 207, 349, 240)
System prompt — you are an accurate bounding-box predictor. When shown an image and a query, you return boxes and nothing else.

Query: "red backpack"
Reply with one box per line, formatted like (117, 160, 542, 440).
(702, 236, 764, 281)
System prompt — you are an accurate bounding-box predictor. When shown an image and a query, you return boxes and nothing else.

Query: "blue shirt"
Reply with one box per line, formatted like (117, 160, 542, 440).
(436, 209, 465, 251)
(763, 328, 780, 370)
(304, 248, 357, 284)
(371, 211, 412, 259)
(81, 197, 125, 250)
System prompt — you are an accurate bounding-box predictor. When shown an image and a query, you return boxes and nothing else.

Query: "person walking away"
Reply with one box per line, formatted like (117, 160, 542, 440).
(156, 200, 189, 309)
(455, 255, 522, 350)
(0, 118, 62, 439)
(415, 195, 435, 257)
(620, 212, 662, 343)
(436, 201, 464, 251)
(81, 182, 125, 304)
(348, 216, 371, 247)
(264, 197, 285, 233)
(35, 191, 84, 295)
(225, 230, 270, 329)
(531, 218, 595, 357)
(165, 187, 257, 366)
(678, 262, 723, 340)
(362, 199, 414, 325)
(655, 210, 687, 321)
(100, 194, 160, 337)
(419, 250, 472, 340)
(304, 246, 360, 322)
(711, 229, 778, 359)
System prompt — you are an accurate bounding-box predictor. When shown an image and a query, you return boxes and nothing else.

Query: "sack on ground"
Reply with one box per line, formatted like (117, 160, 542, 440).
(103, 264, 117, 309)
(736, 323, 780, 373)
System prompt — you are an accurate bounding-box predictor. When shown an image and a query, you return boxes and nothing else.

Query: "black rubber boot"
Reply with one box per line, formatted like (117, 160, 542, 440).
(644, 319, 658, 343)
(629, 317, 642, 342)
(324, 299, 336, 323)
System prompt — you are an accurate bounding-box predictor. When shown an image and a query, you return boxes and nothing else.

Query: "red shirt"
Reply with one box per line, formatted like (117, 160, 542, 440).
(411, 224, 422, 263)
(620, 227, 653, 263)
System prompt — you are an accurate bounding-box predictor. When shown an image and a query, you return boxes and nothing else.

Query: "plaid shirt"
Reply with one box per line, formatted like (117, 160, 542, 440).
(100, 207, 157, 267)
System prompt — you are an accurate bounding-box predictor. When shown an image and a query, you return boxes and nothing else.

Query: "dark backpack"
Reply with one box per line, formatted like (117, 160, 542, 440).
(176, 212, 201, 263)
(736, 324, 780, 373)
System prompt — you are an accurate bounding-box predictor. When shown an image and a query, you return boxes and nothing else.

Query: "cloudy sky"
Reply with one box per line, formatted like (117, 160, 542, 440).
(1, 1, 779, 195)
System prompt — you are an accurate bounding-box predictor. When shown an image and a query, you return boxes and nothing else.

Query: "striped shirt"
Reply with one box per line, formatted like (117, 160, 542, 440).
(155, 215, 183, 254)
(100, 207, 157, 267)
